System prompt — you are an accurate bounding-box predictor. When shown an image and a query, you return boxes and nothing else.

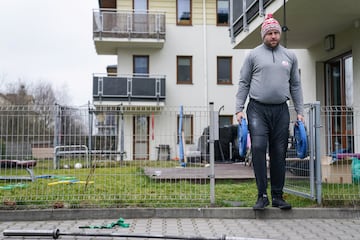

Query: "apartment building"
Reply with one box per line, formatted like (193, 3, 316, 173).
(92, 0, 242, 160)
(92, 0, 360, 161)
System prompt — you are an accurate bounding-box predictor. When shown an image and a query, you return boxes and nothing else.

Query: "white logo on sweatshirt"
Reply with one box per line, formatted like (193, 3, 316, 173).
(282, 60, 289, 66)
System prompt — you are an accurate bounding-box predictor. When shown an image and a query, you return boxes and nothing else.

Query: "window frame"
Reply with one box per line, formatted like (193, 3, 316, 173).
(176, 0, 192, 26)
(217, 56, 232, 85)
(133, 55, 149, 76)
(216, 0, 229, 26)
(177, 56, 193, 84)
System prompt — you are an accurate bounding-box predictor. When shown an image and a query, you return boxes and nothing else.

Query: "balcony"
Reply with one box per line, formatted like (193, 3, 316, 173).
(93, 9, 166, 54)
(230, 0, 360, 49)
(93, 74, 166, 106)
(230, 0, 273, 40)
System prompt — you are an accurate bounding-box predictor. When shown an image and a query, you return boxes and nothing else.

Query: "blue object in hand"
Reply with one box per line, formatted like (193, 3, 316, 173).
(238, 118, 248, 158)
(294, 120, 307, 159)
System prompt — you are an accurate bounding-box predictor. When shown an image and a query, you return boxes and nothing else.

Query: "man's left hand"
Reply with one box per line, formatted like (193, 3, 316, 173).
(297, 114, 305, 123)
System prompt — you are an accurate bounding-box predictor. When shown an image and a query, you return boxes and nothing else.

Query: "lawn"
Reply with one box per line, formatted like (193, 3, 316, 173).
(0, 159, 357, 209)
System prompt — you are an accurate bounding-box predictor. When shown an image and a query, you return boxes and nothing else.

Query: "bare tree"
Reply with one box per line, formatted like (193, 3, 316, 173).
(32, 80, 57, 105)
(0, 77, 70, 106)
(0, 79, 72, 147)
(54, 83, 71, 106)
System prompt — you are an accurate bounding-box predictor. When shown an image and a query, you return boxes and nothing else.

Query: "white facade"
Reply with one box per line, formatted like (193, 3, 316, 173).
(94, 0, 360, 160)
(94, 0, 249, 160)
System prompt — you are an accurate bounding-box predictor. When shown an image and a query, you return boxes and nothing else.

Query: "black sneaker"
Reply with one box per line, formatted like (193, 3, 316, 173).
(272, 197, 292, 210)
(253, 195, 269, 210)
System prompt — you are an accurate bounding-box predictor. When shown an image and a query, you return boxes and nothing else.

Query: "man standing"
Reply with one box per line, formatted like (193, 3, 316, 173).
(235, 14, 304, 210)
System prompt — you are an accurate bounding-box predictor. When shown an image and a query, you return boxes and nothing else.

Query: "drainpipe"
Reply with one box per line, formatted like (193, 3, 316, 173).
(203, 0, 208, 106)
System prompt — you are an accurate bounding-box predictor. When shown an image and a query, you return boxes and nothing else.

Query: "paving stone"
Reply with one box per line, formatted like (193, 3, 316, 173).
(1, 214, 360, 240)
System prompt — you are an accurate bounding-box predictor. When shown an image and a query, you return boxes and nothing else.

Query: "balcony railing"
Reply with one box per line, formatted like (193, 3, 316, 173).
(230, 0, 273, 42)
(93, 74, 166, 104)
(93, 9, 166, 40)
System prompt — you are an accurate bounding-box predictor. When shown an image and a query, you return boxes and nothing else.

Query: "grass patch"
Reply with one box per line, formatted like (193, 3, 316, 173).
(0, 160, 358, 209)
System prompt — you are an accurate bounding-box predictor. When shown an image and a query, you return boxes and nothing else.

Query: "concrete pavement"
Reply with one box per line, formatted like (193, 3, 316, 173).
(1, 208, 360, 240)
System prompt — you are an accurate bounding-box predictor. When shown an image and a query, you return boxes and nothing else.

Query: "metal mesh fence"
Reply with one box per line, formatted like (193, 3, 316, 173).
(284, 104, 316, 200)
(320, 106, 360, 203)
(0, 105, 212, 208)
(1, 104, 360, 208)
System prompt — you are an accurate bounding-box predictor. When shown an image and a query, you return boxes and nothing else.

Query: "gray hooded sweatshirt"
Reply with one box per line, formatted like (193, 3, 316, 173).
(235, 43, 304, 116)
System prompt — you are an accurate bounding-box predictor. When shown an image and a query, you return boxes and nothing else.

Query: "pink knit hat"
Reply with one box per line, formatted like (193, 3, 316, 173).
(261, 14, 281, 39)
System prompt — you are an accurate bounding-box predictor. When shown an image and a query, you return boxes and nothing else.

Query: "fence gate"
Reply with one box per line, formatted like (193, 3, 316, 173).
(284, 102, 321, 204)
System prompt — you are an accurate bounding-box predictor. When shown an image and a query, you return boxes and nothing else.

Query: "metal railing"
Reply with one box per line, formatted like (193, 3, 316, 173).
(93, 74, 166, 103)
(93, 9, 166, 40)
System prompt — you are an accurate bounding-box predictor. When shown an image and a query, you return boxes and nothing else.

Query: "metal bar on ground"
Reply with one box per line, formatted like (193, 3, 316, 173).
(3, 229, 275, 240)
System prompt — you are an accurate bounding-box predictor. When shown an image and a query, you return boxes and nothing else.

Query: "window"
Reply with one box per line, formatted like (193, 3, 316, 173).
(133, 55, 149, 75)
(105, 114, 116, 126)
(133, 0, 148, 12)
(177, 0, 191, 25)
(217, 56, 232, 84)
(217, 0, 229, 25)
(177, 56, 192, 84)
(177, 114, 193, 144)
(219, 115, 233, 128)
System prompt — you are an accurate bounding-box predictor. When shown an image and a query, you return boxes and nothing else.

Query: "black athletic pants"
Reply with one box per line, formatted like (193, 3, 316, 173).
(247, 99, 290, 198)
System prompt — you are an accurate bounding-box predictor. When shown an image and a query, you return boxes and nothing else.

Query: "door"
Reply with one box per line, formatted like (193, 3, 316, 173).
(133, 0, 148, 34)
(133, 116, 149, 160)
(132, 54, 150, 160)
(325, 53, 354, 154)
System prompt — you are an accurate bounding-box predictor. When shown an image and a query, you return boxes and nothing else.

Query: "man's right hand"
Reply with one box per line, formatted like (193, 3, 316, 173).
(236, 112, 246, 122)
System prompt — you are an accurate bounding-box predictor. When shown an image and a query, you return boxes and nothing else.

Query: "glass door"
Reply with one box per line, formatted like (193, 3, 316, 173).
(133, 116, 149, 160)
(133, 0, 148, 34)
(133, 0, 148, 11)
(325, 53, 353, 154)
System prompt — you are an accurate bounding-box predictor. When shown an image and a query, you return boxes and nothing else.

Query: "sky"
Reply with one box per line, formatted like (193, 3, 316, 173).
(0, 0, 116, 106)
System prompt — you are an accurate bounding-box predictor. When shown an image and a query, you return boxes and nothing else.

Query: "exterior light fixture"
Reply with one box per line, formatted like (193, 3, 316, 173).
(324, 34, 335, 51)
